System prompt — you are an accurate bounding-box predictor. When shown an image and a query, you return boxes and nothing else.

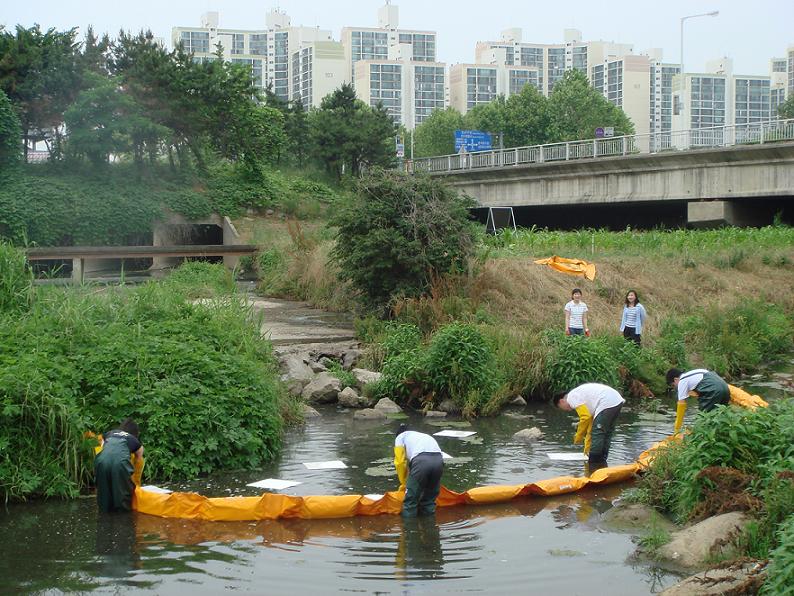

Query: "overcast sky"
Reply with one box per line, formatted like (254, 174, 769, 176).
(3, 0, 793, 75)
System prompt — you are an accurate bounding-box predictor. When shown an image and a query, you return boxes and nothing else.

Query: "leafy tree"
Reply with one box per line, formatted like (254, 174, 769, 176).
(64, 74, 170, 165)
(310, 84, 396, 178)
(285, 100, 310, 167)
(778, 94, 794, 119)
(0, 25, 83, 160)
(0, 89, 21, 166)
(502, 84, 550, 147)
(413, 107, 464, 157)
(465, 95, 509, 147)
(546, 70, 634, 141)
(79, 26, 111, 76)
(330, 169, 477, 310)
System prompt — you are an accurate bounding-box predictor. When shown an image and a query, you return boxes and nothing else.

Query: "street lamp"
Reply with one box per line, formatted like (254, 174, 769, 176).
(680, 11, 719, 76)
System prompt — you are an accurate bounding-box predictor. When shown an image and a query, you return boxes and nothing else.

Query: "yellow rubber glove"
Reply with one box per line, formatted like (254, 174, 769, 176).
(394, 445, 408, 490)
(674, 400, 687, 434)
(572, 404, 592, 447)
(131, 455, 145, 487)
(583, 430, 592, 455)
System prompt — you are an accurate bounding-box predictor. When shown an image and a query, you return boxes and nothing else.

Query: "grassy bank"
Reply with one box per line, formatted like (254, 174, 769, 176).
(629, 401, 794, 591)
(0, 163, 344, 246)
(236, 219, 794, 412)
(0, 251, 297, 501)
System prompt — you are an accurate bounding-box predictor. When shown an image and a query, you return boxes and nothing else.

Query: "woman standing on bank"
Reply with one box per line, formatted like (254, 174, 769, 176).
(619, 290, 647, 346)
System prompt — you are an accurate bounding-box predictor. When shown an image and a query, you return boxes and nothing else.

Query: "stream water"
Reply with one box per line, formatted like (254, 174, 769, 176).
(1, 363, 791, 595)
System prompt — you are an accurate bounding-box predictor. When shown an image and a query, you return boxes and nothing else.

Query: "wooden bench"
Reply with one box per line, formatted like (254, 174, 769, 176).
(26, 244, 258, 283)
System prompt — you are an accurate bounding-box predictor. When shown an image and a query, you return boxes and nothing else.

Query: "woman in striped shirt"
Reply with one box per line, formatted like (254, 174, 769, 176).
(564, 288, 589, 336)
(619, 290, 647, 346)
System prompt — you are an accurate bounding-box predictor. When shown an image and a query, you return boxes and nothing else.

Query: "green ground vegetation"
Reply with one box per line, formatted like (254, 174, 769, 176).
(630, 401, 794, 591)
(239, 208, 794, 416)
(0, 251, 297, 501)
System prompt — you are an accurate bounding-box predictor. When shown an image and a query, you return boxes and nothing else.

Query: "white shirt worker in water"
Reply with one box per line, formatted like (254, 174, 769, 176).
(553, 383, 625, 474)
(394, 424, 444, 517)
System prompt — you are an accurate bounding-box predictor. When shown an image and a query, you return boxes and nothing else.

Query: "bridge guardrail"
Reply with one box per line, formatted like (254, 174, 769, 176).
(411, 119, 794, 174)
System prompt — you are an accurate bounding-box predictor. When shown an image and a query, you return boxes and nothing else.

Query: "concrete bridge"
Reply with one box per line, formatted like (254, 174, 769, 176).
(413, 120, 794, 227)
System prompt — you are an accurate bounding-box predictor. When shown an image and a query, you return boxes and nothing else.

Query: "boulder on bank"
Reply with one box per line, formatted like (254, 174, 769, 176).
(601, 503, 674, 533)
(280, 355, 315, 395)
(338, 387, 369, 408)
(343, 349, 362, 370)
(374, 397, 402, 413)
(302, 404, 321, 418)
(424, 410, 447, 418)
(659, 560, 767, 595)
(513, 427, 543, 442)
(438, 399, 462, 414)
(508, 396, 527, 407)
(352, 368, 382, 387)
(655, 512, 750, 569)
(353, 408, 387, 420)
(301, 372, 342, 404)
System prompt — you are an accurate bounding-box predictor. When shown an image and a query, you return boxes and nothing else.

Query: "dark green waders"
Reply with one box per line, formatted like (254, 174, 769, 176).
(588, 403, 623, 473)
(94, 437, 135, 513)
(694, 372, 730, 412)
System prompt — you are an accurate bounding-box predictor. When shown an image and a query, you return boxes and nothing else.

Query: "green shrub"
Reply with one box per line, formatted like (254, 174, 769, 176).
(425, 323, 498, 412)
(164, 261, 236, 297)
(330, 169, 477, 310)
(326, 361, 357, 389)
(379, 347, 429, 402)
(762, 514, 794, 595)
(634, 400, 794, 525)
(544, 332, 620, 394)
(0, 267, 292, 500)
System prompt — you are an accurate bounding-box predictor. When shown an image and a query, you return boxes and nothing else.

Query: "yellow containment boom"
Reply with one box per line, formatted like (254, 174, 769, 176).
(129, 389, 766, 522)
(132, 444, 658, 522)
(533, 256, 597, 281)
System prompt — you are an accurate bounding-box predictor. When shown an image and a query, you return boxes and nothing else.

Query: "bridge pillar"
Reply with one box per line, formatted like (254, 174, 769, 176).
(687, 200, 770, 228)
(71, 258, 84, 284)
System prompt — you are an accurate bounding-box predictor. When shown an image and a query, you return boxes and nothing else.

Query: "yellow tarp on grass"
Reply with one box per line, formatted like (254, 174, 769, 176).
(534, 256, 597, 281)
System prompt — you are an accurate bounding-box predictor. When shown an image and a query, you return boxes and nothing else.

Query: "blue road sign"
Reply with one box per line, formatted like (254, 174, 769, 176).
(455, 130, 492, 152)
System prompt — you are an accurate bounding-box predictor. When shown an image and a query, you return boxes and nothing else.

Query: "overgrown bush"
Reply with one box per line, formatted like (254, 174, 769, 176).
(426, 323, 498, 413)
(632, 401, 794, 559)
(762, 514, 794, 595)
(0, 241, 33, 313)
(330, 169, 477, 311)
(684, 300, 793, 377)
(0, 263, 293, 500)
(544, 332, 620, 393)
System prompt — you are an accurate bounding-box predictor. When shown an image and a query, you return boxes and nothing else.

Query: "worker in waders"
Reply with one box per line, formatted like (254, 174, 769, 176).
(394, 424, 444, 517)
(666, 368, 731, 434)
(554, 383, 625, 474)
(94, 418, 144, 513)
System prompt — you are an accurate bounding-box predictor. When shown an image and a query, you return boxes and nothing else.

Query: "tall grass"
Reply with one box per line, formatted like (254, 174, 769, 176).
(0, 240, 33, 313)
(481, 225, 794, 259)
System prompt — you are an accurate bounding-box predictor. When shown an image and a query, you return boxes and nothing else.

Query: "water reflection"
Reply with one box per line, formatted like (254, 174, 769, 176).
(8, 365, 790, 595)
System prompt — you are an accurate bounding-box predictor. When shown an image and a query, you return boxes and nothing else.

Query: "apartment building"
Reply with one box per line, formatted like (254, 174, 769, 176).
(172, 10, 334, 101)
(474, 28, 633, 97)
(291, 41, 348, 109)
(340, 3, 437, 85)
(672, 58, 771, 138)
(644, 49, 682, 138)
(770, 58, 788, 117)
(789, 46, 794, 97)
(448, 62, 540, 114)
(354, 43, 446, 129)
(591, 54, 651, 136)
(345, 4, 444, 129)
